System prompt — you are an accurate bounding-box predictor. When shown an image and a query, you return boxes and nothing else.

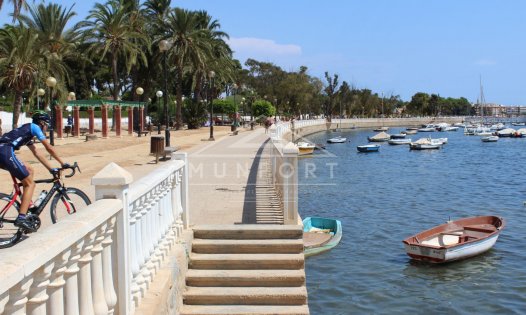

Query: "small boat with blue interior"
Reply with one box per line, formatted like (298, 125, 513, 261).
(327, 136, 347, 143)
(481, 136, 499, 142)
(357, 144, 380, 152)
(403, 216, 505, 263)
(303, 217, 342, 257)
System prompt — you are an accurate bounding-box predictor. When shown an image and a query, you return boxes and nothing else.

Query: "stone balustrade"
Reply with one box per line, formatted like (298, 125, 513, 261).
(0, 152, 189, 315)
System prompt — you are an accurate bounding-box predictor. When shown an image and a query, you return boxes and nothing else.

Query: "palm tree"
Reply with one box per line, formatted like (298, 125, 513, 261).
(0, 26, 42, 128)
(81, 0, 149, 101)
(0, 0, 26, 21)
(164, 8, 211, 130)
(18, 3, 81, 98)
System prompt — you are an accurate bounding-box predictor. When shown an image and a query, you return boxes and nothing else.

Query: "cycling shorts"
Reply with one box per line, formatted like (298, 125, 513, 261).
(0, 144, 30, 180)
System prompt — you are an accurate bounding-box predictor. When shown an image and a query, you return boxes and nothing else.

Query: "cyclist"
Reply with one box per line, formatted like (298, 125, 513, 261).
(0, 111, 68, 232)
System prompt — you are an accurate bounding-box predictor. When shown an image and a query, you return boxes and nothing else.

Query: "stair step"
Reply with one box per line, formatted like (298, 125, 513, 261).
(180, 305, 310, 315)
(189, 253, 304, 270)
(193, 225, 302, 239)
(186, 269, 305, 287)
(192, 239, 303, 254)
(184, 287, 307, 305)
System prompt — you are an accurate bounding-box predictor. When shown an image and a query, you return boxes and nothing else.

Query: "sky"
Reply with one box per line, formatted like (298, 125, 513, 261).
(2, 0, 526, 104)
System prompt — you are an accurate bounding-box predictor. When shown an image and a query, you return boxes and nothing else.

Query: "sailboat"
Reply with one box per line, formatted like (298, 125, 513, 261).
(474, 77, 492, 136)
(327, 101, 347, 143)
(374, 93, 389, 132)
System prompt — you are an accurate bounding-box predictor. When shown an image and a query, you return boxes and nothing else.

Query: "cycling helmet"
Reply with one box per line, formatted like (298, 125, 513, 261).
(32, 111, 51, 126)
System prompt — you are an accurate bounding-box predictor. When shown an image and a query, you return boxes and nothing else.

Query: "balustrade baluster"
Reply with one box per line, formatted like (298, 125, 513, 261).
(4, 277, 33, 315)
(139, 193, 154, 297)
(64, 240, 85, 315)
(47, 249, 71, 315)
(102, 216, 117, 315)
(133, 196, 148, 306)
(91, 223, 109, 315)
(79, 232, 97, 315)
(175, 171, 184, 236)
(27, 261, 54, 315)
(129, 200, 143, 306)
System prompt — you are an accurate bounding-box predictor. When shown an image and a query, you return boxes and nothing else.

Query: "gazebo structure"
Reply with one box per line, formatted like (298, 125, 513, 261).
(62, 100, 146, 139)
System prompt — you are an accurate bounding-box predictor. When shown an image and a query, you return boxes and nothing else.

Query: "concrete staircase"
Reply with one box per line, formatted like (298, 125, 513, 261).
(181, 225, 309, 315)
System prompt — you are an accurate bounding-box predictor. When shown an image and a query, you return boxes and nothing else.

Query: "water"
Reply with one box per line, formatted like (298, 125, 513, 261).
(298, 128, 526, 314)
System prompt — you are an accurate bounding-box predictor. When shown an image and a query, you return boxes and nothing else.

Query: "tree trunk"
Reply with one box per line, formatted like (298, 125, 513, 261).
(111, 54, 119, 129)
(12, 91, 23, 129)
(175, 63, 183, 130)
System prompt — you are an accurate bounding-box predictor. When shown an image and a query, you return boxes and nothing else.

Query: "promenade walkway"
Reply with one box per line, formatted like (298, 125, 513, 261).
(188, 128, 277, 225)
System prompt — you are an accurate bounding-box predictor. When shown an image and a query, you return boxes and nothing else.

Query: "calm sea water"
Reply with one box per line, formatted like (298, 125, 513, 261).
(298, 127, 526, 315)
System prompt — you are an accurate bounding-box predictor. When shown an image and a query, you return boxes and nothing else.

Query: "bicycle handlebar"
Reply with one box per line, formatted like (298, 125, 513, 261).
(62, 162, 81, 178)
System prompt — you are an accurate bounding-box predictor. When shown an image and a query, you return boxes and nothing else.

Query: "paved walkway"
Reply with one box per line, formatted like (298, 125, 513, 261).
(188, 128, 272, 225)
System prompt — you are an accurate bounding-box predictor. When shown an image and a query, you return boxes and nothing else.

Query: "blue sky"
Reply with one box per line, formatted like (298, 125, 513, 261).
(2, 0, 526, 104)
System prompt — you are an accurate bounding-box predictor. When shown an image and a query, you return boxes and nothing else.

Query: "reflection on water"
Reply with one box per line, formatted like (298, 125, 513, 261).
(300, 128, 526, 314)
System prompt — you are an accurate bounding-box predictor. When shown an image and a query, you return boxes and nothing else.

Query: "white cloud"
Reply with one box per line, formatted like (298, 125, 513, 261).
(227, 37, 302, 57)
(474, 59, 497, 66)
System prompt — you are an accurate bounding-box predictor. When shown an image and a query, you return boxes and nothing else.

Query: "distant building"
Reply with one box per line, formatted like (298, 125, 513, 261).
(474, 103, 526, 117)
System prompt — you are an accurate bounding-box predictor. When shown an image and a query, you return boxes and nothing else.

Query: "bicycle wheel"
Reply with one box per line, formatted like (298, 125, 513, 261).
(50, 187, 91, 224)
(0, 193, 23, 248)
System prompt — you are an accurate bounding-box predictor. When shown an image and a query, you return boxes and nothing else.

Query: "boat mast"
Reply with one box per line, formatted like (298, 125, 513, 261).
(480, 76, 486, 124)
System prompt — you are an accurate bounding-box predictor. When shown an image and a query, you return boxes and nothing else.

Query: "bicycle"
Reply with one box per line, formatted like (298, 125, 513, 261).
(0, 162, 91, 248)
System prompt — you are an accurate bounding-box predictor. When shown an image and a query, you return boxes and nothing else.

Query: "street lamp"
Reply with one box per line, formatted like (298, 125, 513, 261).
(37, 88, 45, 110)
(208, 70, 215, 141)
(232, 83, 238, 131)
(156, 90, 163, 134)
(68, 92, 76, 100)
(241, 97, 246, 127)
(159, 39, 171, 146)
(274, 98, 278, 121)
(45, 76, 57, 146)
(136, 87, 144, 137)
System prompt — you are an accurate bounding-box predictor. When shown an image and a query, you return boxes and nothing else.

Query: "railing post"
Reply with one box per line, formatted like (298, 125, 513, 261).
(173, 152, 189, 229)
(281, 142, 299, 224)
(47, 249, 71, 315)
(92, 162, 133, 315)
(4, 277, 33, 315)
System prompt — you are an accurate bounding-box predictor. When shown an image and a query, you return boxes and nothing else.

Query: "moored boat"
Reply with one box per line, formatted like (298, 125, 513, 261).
(497, 128, 515, 137)
(388, 138, 412, 145)
(357, 144, 380, 152)
(296, 142, 315, 155)
(303, 217, 342, 257)
(373, 126, 389, 132)
(481, 135, 499, 142)
(409, 143, 441, 150)
(390, 134, 406, 139)
(327, 136, 347, 143)
(402, 216, 505, 263)
(368, 131, 391, 142)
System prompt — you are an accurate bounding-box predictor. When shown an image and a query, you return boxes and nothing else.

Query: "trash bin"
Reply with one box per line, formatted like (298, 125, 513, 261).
(151, 136, 165, 163)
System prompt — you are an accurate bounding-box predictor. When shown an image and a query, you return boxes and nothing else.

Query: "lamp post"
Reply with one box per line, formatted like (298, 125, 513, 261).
(241, 97, 245, 127)
(208, 70, 215, 141)
(46, 76, 57, 146)
(249, 91, 255, 130)
(37, 88, 45, 110)
(232, 83, 238, 131)
(156, 90, 163, 134)
(274, 98, 278, 121)
(159, 39, 171, 146)
(136, 87, 144, 137)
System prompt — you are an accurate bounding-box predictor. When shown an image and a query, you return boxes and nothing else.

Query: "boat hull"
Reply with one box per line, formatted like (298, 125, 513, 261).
(403, 216, 504, 263)
(404, 234, 500, 263)
(303, 217, 342, 257)
(357, 145, 380, 152)
(409, 143, 440, 150)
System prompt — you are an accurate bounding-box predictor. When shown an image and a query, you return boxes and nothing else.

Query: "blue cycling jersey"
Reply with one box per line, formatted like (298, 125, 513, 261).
(0, 123, 46, 150)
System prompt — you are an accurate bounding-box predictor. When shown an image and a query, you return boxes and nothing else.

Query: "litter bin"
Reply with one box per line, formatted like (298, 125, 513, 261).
(151, 136, 165, 163)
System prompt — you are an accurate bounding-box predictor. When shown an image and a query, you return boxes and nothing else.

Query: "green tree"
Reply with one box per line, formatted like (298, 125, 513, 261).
(82, 0, 149, 101)
(0, 25, 66, 127)
(252, 100, 275, 118)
